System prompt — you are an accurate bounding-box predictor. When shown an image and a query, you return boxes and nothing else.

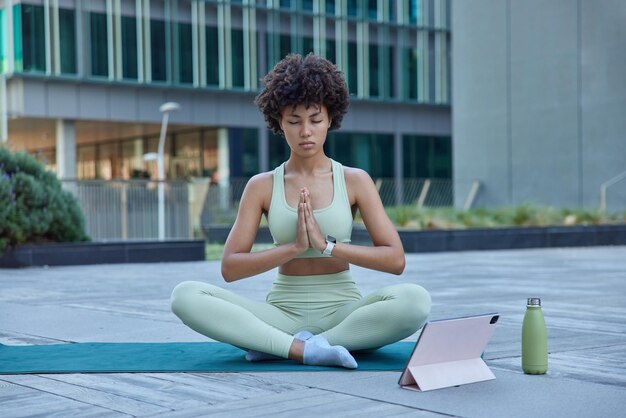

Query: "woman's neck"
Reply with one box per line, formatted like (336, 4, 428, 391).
(285, 155, 332, 175)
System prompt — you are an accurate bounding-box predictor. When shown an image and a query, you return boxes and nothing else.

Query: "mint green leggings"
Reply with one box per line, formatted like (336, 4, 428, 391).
(170, 270, 431, 358)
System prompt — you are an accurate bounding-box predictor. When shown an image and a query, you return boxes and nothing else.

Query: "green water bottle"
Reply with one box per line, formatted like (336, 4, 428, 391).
(522, 297, 548, 374)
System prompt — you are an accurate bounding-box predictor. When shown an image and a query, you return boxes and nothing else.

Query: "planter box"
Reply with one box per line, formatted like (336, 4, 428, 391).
(204, 224, 626, 253)
(396, 225, 626, 253)
(0, 240, 206, 268)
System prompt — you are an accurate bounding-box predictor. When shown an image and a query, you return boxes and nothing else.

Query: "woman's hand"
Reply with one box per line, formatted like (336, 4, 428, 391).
(302, 188, 326, 253)
(295, 189, 310, 253)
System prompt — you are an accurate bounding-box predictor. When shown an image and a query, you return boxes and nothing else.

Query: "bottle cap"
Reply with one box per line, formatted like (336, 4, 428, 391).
(527, 298, 541, 306)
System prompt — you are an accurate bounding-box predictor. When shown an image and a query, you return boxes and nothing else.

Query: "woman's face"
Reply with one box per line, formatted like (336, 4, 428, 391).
(279, 104, 331, 156)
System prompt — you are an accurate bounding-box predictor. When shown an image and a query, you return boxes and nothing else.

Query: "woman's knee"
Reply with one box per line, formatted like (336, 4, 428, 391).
(170, 281, 205, 317)
(392, 283, 432, 331)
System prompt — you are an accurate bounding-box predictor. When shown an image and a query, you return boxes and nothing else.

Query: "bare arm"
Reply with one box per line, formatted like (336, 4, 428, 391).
(303, 169, 405, 275)
(220, 175, 310, 282)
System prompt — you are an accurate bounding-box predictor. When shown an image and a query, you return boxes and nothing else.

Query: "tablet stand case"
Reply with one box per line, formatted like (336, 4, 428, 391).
(399, 314, 498, 392)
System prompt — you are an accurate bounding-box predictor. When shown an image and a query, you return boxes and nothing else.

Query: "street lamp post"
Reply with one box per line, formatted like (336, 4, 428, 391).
(151, 102, 180, 241)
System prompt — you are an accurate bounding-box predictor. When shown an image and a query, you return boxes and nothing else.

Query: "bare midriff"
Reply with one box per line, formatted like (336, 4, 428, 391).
(279, 257, 350, 276)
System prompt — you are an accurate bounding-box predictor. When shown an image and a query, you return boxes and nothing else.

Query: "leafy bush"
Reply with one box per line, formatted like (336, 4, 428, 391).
(0, 147, 89, 255)
(375, 204, 625, 230)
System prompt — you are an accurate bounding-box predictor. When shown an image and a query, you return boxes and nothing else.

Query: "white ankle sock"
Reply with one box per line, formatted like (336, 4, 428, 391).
(302, 335, 358, 369)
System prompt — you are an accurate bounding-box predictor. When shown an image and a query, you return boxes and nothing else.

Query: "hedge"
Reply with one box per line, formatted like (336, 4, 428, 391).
(0, 147, 89, 255)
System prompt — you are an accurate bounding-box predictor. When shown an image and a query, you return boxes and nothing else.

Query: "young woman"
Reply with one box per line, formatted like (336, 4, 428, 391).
(171, 53, 431, 369)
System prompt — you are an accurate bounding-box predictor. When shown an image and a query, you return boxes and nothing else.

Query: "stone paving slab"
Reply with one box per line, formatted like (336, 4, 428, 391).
(1, 246, 626, 417)
(260, 370, 626, 418)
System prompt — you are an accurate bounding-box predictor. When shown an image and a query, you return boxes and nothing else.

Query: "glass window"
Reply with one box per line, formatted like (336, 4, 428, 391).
(0, 9, 5, 73)
(143, 136, 159, 179)
(121, 16, 138, 79)
(279, 0, 293, 10)
(151, 19, 167, 82)
(265, 31, 277, 73)
(97, 143, 119, 179)
(174, 133, 200, 159)
(232, 28, 245, 88)
(404, 47, 418, 100)
(383, 44, 394, 98)
(59, 8, 77, 74)
(347, 41, 357, 95)
(90, 12, 108, 77)
(241, 129, 260, 177)
(325, 0, 336, 16)
(21, 4, 46, 72)
(326, 132, 351, 168)
(326, 133, 394, 179)
(178, 22, 193, 84)
(268, 132, 290, 170)
(228, 128, 259, 177)
(325, 38, 336, 64)
(279, 33, 291, 61)
(206, 26, 219, 85)
(77, 145, 97, 179)
(368, 44, 379, 97)
(402, 135, 452, 179)
(347, 0, 358, 17)
(121, 139, 145, 179)
(302, 36, 314, 55)
(299, 15, 314, 55)
(367, 0, 378, 20)
(202, 129, 218, 177)
(172, 132, 201, 179)
(409, 0, 421, 24)
(301, 0, 314, 12)
(403, 135, 452, 205)
(12, 5, 23, 71)
(386, 0, 397, 23)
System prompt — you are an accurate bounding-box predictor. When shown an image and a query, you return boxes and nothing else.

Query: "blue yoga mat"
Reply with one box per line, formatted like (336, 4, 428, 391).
(0, 341, 414, 374)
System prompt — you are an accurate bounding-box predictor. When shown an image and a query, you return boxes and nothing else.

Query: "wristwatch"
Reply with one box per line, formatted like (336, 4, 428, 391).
(322, 235, 336, 256)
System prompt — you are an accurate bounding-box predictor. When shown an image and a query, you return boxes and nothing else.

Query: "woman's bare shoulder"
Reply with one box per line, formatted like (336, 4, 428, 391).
(248, 170, 274, 186)
(242, 170, 274, 205)
(343, 166, 374, 187)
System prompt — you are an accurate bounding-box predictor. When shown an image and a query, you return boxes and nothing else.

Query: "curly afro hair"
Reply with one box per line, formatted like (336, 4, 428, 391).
(254, 53, 349, 135)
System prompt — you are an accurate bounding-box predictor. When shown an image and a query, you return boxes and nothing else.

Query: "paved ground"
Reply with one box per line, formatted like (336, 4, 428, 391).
(1, 246, 625, 417)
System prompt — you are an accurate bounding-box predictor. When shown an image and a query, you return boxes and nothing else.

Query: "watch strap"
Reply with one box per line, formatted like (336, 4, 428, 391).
(322, 240, 335, 256)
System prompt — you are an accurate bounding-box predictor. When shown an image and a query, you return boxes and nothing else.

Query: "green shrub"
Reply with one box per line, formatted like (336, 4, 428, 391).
(0, 147, 89, 255)
(380, 203, 625, 230)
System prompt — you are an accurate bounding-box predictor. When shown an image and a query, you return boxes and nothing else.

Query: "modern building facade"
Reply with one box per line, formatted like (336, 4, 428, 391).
(452, 0, 626, 210)
(0, 0, 453, 205)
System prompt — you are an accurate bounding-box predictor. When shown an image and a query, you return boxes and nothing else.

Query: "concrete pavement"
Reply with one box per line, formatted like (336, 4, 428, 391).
(1, 246, 625, 417)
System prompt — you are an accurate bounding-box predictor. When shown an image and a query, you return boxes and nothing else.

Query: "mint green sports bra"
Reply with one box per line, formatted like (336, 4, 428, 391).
(267, 159, 353, 258)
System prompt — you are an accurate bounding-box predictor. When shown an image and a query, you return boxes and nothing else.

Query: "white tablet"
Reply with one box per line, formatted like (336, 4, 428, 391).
(398, 313, 499, 392)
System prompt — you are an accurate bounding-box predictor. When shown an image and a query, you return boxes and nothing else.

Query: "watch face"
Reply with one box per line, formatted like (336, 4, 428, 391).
(326, 235, 337, 243)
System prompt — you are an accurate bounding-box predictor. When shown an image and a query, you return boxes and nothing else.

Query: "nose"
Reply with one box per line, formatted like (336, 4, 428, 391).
(300, 121, 312, 137)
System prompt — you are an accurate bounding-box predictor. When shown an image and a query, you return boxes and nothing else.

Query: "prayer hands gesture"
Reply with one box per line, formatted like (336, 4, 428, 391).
(296, 187, 326, 254)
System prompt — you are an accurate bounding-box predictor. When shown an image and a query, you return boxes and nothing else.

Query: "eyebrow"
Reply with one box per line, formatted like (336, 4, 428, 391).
(286, 111, 322, 118)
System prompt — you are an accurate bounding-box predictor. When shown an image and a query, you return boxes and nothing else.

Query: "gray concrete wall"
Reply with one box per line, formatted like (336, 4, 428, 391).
(453, 0, 626, 210)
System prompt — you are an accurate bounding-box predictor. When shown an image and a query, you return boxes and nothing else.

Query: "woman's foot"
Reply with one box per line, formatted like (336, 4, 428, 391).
(302, 335, 358, 369)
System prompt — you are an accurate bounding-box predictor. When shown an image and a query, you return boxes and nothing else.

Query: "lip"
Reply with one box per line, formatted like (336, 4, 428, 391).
(299, 141, 316, 148)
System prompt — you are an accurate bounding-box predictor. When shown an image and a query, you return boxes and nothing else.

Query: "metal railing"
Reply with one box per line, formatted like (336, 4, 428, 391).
(62, 179, 192, 241)
(63, 177, 481, 242)
(600, 170, 626, 212)
(373, 178, 463, 208)
(200, 177, 480, 233)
